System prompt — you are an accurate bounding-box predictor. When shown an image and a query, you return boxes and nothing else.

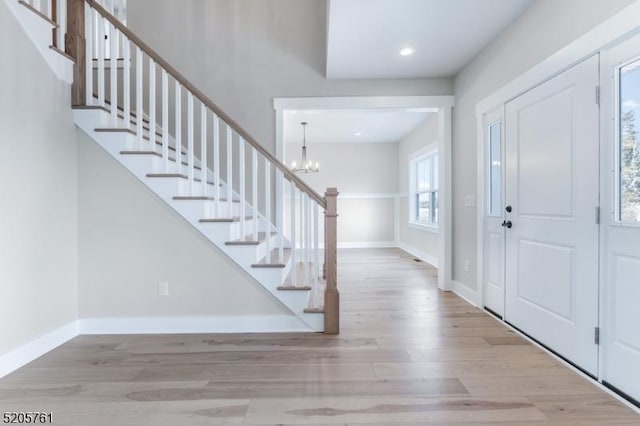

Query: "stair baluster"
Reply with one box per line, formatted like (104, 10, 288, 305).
(68, 0, 340, 332)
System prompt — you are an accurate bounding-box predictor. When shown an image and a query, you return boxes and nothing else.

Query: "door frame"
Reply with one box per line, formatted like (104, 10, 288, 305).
(273, 96, 455, 292)
(481, 106, 506, 317)
(475, 2, 640, 309)
(475, 0, 640, 410)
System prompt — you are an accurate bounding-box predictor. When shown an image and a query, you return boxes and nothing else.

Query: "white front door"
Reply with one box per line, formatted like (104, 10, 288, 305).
(600, 33, 640, 403)
(483, 108, 505, 317)
(504, 54, 600, 375)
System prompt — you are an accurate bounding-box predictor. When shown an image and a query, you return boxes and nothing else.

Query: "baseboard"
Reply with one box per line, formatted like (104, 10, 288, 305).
(78, 315, 314, 334)
(449, 280, 480, 308)
(0, 321, 79, 379)
(396, 242, 439, 268)
(336, 241, 397, 249)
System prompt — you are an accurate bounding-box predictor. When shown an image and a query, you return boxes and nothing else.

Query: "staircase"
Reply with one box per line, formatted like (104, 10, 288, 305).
(10, 0, 339, 333)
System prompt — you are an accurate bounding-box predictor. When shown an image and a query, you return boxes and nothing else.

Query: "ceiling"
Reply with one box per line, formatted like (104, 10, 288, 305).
(284, 109, 435, 145)
(326, 0, 534, 79)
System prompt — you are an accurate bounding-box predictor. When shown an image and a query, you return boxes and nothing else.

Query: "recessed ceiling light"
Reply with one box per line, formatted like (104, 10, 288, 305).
(355, 132, 362, 136)
(399, 47, 414, 56)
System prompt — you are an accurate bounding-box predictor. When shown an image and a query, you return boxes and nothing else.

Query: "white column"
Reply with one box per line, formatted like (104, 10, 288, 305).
(252, 148, 258, 240)
(265, 161, 272, 259)
(174, 82, 182, 174)
(85, 6, 93, 105)
(97, 16, 105, 107)
(239, 139, 246, 237)
(123, 37, 131, 129)
(213, 115, 220, 216)
(187, 92, 194, 194)
(290, 181, 297, 287)
(135, 47, 143, 149)
(226, 126, 233, 217)
(200, 103, 208, 195)
(148, 59, 156, 150)
(161, 70, 169, 171)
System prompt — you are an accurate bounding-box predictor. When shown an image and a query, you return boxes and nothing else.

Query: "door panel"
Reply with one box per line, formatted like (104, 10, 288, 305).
(505, 54, 600, 374)
(483, 108, 505, 316)
(517, 88, 575, 218)
(601, 32, 640, 402)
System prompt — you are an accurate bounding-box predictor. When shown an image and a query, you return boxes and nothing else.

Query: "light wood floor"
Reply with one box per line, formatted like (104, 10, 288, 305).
(1, 248, 638, 425)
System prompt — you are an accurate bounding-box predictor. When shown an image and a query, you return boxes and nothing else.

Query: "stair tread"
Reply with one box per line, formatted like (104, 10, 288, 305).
(252, 248, 291, 268)
(277, 285, 312, 291)
(93, 126, 188, 156)
(173, 196, 239, 202)
(143, 171, 222, 187)
(226, 232, 276, 246)
(88, 98, 161, 136)
(147, 173, 188, 178)
(303, 307, 325, 314)
(49, 45, 76, 62)
(199, 216, 254, 223)
(119, 149, 204, 170)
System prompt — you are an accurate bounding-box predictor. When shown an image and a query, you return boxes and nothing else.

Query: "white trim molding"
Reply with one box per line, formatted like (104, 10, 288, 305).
(474, 0, 640, 317)
(397, 242, 438, 268)
(337, 241, 397, 249)
(78, 315, 314, 335)
(274, 95, 455, 292)
(449, 280, 481, 308)
(338, 192, 401, 199)
(0, 321, 79, 379)
(475, 2, 640, 116)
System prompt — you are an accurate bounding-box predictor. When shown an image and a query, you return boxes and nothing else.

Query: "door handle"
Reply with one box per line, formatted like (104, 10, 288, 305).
(501, 220, 513, 229)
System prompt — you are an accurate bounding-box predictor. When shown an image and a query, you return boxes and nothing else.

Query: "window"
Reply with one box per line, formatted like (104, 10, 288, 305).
(619, 58, 640, 223)
(410, 151, 439, 228)
(488, 121, 502, 216)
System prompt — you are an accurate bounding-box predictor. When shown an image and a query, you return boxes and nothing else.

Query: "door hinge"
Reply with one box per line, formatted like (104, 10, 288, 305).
(595, 327, 600, 345)
(595, 86, 600, 106)
(595, 206, 600, 224)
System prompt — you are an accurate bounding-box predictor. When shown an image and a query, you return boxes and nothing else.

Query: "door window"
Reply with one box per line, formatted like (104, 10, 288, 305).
(619, 58, 640, 223)
(489, 121, 502, 216)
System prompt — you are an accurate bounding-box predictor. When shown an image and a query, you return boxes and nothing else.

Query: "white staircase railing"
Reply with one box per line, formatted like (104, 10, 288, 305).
(19, 0, 124, 52)
(57, 0, 339, 332)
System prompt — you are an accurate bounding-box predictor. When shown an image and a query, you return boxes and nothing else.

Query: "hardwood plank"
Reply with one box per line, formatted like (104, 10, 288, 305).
(244, 396, 548, 424)
(0, 248, 636, 424)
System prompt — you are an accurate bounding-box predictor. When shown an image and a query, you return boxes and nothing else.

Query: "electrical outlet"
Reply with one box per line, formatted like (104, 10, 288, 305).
(464, 259, 470, 272)
(158, 281, 169, 296)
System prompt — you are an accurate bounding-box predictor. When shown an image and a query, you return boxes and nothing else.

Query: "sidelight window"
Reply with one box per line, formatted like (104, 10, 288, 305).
(619, 58, 640, 223)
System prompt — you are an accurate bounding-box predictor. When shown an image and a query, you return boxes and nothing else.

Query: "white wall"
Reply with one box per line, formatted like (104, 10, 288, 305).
(452, 0, 638, 291)
(127, 0, 453, 158)
(285, 141, 398, 245)
(397, 115, 439, 263)
(0, 2, 78, 356)
(78, 138, 294, 319)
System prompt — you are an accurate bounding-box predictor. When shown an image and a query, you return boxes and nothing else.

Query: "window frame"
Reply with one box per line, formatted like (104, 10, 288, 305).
(615, 55, 640, 226)
(409, 148, 439, 231)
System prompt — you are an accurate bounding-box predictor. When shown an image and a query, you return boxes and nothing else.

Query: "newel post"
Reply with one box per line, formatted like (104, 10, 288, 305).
(66, 0, 86, 105)
(324, 187, 339, 334)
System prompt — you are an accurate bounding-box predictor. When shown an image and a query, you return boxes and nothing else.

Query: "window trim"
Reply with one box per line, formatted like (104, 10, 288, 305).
(615, 55, 640, 226)
(409, 147, 439, 230)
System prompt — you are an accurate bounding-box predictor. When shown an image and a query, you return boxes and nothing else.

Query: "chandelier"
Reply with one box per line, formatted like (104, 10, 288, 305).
(290, 121, 319, 173)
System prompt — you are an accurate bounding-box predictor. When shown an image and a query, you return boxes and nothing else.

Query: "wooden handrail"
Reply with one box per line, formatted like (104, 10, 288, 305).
(85, 0, 325, 207)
